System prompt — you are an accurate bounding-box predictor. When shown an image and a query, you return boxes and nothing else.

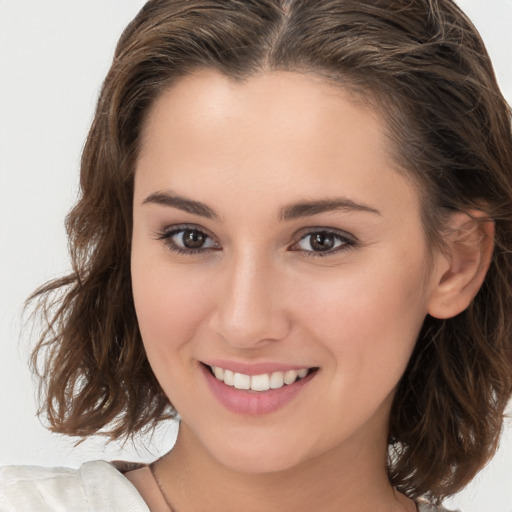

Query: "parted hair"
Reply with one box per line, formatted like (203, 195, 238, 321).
(30, 0, 512, 503)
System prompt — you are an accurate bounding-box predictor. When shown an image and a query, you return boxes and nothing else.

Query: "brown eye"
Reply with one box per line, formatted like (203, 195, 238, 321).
(294, 229, 355, 256)
(181, 229, 208, 249)
(159, 226, 220, 254)
(309, 232, 336, 251)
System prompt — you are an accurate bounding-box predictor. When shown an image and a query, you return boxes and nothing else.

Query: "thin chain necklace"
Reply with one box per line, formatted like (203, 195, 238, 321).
(149, 461, 417, 512)
(149, 462, 178, 512)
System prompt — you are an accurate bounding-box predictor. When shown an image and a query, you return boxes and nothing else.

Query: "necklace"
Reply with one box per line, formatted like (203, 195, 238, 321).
(148, 461, 418, 512)
(149, 462, 178, 512)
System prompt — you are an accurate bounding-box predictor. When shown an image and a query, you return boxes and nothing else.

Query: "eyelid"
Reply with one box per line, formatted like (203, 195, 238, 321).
(153, 224, 357, 257)
(155, 223, 221, 253)
(292, 226, 357, 243)
(156, 223, 215, 238)
(289, 226, 358, 256)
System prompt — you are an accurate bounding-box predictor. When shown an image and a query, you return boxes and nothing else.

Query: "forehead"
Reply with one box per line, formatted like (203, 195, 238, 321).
(135, 70, 421, 223)
(138, 69, 385, 158)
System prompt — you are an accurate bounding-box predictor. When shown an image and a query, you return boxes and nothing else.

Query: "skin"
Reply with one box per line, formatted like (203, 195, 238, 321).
(128, 70, 490, 511)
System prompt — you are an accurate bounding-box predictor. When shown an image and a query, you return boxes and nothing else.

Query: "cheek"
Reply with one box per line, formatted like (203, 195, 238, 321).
(131, 250, 211, 359)
(295, 256, 428, 383)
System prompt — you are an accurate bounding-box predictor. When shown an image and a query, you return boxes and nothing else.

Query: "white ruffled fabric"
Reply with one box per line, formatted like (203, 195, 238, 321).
(0, 460, 149, 512)
(0, 460, 458, 511)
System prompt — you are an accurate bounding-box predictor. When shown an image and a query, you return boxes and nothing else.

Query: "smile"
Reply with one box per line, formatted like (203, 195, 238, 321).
(209, 365, 310, 392)
(201, 362, 318, 415)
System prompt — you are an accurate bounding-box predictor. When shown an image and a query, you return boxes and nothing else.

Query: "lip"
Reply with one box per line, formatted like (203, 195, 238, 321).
(200, 362, 317, 416)
(201, 359, 312, 376)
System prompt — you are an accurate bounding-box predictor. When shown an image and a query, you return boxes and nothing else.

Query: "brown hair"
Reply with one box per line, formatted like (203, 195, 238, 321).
(30, 0, 512, 503)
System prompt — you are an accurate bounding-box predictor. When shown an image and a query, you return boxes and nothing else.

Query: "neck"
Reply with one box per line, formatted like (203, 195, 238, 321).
(155, 422, 414, 512)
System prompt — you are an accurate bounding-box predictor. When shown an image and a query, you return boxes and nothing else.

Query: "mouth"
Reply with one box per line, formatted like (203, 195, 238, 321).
(200, 362, 318, 415)
(204, 363, 316, 392)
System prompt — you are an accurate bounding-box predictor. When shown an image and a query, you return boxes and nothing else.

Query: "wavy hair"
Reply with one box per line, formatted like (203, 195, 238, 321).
(29, 0, 512, 503)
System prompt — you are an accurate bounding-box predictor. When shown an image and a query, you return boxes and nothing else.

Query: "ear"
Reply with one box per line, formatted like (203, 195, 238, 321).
(427, 210, 494, 319)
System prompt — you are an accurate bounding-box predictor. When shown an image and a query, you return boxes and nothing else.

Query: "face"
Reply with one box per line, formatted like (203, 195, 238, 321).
(131, 70, 440, 474)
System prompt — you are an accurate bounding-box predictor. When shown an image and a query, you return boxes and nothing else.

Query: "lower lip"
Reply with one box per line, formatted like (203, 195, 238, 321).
(201, 364, 316, 416)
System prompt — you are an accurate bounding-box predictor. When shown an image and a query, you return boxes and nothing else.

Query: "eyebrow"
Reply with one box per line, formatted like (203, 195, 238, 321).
(142, 191, 219, 220)
(142, 191, 381, 221)
(279, 198, 381, 220)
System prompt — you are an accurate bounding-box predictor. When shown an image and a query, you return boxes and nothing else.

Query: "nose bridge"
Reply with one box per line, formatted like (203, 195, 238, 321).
(211, 248, 289, 347)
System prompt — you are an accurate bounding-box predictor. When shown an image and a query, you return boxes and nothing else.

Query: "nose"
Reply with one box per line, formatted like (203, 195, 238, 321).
(209, 251, 291, 349)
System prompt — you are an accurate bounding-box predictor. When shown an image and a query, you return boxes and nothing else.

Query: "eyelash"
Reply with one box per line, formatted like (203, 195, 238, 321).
(155, 225, 357, 258)
(291, 228, 357, 258)
(155, 224, 220, 256)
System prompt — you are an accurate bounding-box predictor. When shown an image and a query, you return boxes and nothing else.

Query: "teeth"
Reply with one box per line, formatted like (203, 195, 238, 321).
(283, 370, 298, 385)
(269, 371, 284, 389)
(213, 366, 224, 380)
(250, 374, 270, 391)
(233, 372, 251, 390)
(210, 366, 311, 392)
(224, 369, 234, 386)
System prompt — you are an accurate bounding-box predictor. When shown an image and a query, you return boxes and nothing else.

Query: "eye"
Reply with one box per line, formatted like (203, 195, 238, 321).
(157, 225, 221, 254)
(291, 229, 356, 256)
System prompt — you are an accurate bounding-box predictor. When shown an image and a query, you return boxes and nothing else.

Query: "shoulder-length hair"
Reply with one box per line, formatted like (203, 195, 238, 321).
(30, 0, 512, 503)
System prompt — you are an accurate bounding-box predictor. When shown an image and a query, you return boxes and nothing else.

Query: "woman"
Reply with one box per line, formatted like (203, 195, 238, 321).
(1, 0, 511, 510)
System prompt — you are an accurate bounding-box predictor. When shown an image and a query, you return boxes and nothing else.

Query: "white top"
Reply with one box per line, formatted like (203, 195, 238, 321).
(0, 461, 149, 512)
(0, 460, 458, 511)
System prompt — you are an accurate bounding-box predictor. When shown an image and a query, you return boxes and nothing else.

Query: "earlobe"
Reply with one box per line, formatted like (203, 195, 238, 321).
(427, 210, 495, 320)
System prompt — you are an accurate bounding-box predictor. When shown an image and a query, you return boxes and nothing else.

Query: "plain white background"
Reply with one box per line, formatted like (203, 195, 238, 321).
(0, 1, 511, 510)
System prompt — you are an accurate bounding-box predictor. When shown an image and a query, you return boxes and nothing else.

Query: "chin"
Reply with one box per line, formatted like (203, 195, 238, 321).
(213, 445, 307, 475)
(190, 423, 312, 475)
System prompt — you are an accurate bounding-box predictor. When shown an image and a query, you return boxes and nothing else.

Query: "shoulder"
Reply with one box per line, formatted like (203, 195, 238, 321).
(0, 460, 149, 512)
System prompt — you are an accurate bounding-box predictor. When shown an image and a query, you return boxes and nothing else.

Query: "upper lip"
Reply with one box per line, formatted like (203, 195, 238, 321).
(201, 359, 315, 376)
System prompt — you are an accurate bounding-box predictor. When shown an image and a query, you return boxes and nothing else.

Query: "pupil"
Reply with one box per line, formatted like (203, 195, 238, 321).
(183, 229, 206, 249)
(311, 232, 334, 251)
